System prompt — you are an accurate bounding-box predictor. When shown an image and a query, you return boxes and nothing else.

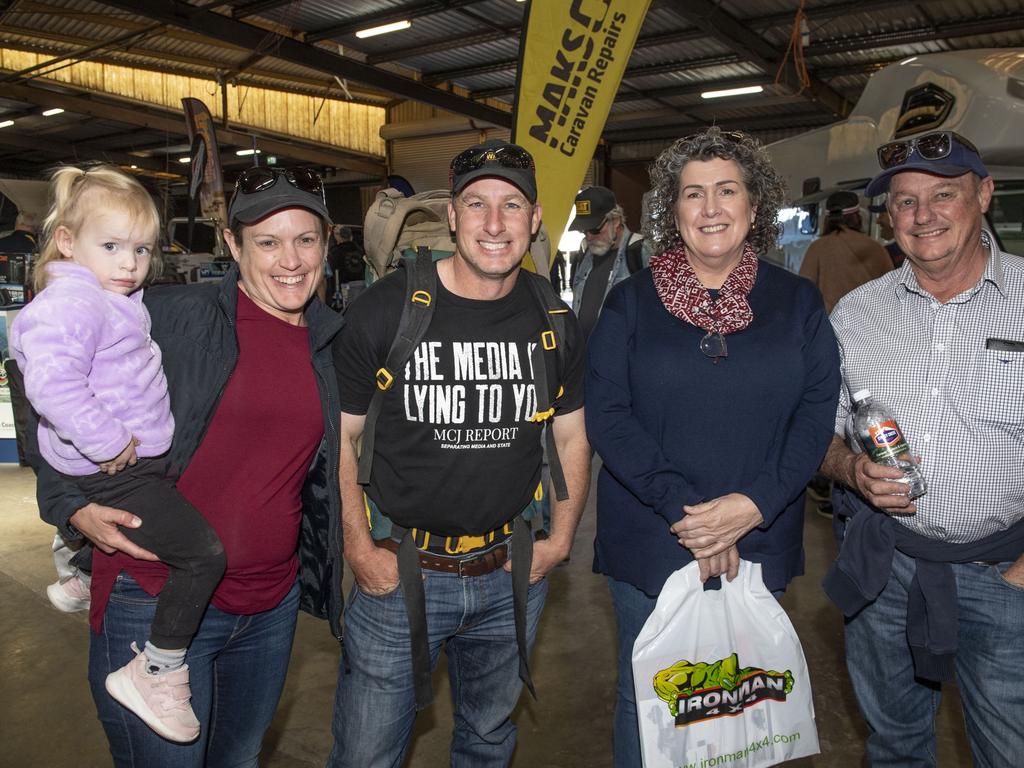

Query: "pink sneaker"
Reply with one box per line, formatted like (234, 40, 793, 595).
(46, 574, 91, 613)
(105, 643, 200, 743)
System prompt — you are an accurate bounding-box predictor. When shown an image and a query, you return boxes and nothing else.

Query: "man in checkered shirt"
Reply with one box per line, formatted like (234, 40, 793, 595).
(819, 131, 1024, 768)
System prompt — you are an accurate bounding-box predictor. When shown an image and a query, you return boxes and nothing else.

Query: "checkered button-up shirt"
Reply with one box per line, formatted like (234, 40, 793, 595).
(831, 231, 1024, 543)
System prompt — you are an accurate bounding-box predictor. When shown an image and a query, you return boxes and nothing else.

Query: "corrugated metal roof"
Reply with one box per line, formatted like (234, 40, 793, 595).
(0, 0, 1022, 174)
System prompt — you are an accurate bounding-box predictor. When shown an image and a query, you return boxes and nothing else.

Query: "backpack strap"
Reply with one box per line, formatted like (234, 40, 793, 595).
(357, 246, 437, 486)
(626, 237, 646, 274)
(522, 272, 570, 502)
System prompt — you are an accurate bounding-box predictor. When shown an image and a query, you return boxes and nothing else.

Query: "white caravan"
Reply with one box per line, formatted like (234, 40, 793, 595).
(767, 49, 1024, 271)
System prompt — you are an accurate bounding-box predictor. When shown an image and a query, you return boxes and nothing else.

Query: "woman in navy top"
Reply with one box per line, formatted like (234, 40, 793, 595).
(585, 127, 841, 768)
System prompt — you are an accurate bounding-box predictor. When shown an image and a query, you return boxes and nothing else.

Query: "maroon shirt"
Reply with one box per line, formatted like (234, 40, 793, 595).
(90, 288, 323, 632)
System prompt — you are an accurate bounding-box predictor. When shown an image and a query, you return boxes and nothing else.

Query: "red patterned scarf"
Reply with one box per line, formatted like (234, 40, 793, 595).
(651, 242, 758, 335)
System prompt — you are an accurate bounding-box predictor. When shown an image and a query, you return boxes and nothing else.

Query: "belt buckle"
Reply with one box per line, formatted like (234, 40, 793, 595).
(457, 554, 473, 578)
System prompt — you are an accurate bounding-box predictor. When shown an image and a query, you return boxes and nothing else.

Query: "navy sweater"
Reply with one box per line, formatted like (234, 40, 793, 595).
(585, 262, 840, 596)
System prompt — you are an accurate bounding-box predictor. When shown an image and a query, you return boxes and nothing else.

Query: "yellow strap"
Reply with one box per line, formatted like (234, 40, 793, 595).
(534, 481, 544, 502)
(364, 494, 372, 528)
(375, 367, 395, 391)
(529, 407, 555, 423)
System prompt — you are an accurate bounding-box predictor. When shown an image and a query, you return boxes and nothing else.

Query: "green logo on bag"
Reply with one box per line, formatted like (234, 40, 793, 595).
(653, 652, 794, 727)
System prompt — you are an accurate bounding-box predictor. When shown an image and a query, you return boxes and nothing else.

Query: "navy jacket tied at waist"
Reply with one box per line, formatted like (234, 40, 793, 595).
(824, 485, 1024, 681)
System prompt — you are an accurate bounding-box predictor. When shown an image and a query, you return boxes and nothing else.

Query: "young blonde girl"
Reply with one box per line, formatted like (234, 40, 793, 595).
(12, 166, 225, 744)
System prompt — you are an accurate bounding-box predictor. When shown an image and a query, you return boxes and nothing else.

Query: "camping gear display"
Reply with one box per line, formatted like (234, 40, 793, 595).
(632, 560, 819, 768)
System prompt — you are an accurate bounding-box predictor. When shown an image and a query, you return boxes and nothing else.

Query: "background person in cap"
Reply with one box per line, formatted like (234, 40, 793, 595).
(32, 166, 344, 766)
(330, 138, 590, 767)
(819, 130, 1024, 767)
(799, 190, 892, 314)
(569, 185, 646, 340)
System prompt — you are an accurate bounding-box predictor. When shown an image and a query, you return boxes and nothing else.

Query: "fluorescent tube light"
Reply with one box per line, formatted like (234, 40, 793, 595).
(0, 120, 13, 128)
(355, 20, 411, 38)
(700, 85, 764, 99)
(236, 148, 262, 156)
(42, 107, 65, 116)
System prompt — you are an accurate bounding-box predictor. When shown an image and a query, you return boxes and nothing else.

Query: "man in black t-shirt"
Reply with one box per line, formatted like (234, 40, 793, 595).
(329, 139, 591, 768)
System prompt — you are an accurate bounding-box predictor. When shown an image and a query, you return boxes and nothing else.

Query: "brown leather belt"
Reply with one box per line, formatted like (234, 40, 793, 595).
(375, 536, 509, 577)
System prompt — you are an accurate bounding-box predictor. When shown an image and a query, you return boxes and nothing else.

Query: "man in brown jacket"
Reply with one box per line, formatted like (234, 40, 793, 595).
(800, 191, 893, 312)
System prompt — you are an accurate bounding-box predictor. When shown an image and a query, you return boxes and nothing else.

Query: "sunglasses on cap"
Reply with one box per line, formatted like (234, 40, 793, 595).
(585, 217, 610, 236)
(449, 144, 535, 176)
(234, 167, 325, 201)
(876, 131, 980, 170)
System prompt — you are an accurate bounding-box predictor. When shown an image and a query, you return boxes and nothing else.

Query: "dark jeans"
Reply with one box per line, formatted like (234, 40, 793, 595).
(90, 574, 299, 767)
(75, 459, 225, 649)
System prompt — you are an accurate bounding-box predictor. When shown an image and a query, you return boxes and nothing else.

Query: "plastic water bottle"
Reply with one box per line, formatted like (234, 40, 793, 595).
(852, 389, 927, 500)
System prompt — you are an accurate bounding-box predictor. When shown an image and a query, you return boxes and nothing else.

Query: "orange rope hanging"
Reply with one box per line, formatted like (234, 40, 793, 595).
(775, 0, 812, 94)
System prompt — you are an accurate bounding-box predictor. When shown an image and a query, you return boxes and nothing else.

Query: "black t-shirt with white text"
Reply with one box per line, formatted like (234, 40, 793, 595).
(333, 264, 585, 536)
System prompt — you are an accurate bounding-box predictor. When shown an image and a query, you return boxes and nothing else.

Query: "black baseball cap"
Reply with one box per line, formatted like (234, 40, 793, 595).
(228, 167, 330, 226)
(449, 139, 537, 202)
(569, 186, 617, 232)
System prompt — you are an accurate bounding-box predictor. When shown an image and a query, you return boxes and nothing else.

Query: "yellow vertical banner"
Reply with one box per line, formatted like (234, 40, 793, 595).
(513, 0, 651, 269)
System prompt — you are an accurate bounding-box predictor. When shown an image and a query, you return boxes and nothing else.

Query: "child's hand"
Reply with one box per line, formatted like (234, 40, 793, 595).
(99, 438, 139, 475)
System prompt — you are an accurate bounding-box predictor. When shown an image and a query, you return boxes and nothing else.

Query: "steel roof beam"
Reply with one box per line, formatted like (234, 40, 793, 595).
(804, 13, 1024, 56)
(603, 112, 835, 143)
(91, 0, 511, 127)
(231, 0, 295, 19)
(2, 81, 386, 175)
(0, 130, 168, 171)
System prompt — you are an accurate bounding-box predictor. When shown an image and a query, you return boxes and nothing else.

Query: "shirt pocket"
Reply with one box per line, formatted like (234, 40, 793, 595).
(968, 348, 1024, 424)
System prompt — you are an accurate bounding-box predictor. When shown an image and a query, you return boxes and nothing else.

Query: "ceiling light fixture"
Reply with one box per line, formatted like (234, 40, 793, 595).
(179, 157, 191, 163)
(42, 107, 65, 116)
(700, 85, 764, 99)
(0, 119, 14, 128)
(355, 20, 411, 38)
(236, 148, 262, 156)
(900, 56, 918, 65)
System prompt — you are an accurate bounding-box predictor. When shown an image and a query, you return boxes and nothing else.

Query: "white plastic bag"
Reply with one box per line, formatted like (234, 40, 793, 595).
(632, 560, 819, 768)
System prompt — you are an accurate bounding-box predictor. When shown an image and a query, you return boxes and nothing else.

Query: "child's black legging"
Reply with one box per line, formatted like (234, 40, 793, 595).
(74, 458, 226, 650)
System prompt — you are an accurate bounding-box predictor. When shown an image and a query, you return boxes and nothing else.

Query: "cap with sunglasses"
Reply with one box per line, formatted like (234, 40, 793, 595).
(228, 167, 330, 226)
(449, 139, 537, 202)
(865, 131, 989, 197)
(569, 186, 617, 233)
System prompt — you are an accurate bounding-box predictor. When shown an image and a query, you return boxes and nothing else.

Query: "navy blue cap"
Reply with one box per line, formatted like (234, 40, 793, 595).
(866, 137, 989, 197)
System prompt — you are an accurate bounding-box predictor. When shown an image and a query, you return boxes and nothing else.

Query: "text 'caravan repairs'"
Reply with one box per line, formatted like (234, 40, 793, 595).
(526, 3, 633, 158)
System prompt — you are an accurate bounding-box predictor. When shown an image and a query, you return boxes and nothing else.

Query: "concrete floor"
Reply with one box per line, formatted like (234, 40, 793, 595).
(1, 462, 973, 767)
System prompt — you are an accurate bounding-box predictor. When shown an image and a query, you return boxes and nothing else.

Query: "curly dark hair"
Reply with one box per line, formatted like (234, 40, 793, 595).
(644, 127, 786, 257)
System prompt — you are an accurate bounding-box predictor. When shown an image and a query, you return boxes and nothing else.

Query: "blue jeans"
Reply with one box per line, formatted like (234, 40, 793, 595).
(606, 576, 658, 768)
(328, 567, 548, 768)
(845, 549, 1024, 768)
(88, 573, 299, 767)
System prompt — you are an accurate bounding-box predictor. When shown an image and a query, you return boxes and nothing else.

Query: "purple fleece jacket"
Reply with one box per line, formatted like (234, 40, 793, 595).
(10, 261, 174, 475)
